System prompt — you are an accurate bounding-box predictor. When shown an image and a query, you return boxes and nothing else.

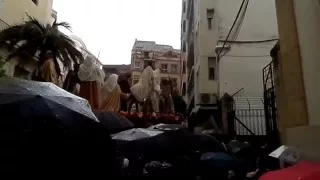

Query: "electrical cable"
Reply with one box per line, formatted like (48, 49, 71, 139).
(220, 0, 249, 58)
(224, 55, 270, 57)
(217, 0, 246, 58)
(218, 38, 278, 44)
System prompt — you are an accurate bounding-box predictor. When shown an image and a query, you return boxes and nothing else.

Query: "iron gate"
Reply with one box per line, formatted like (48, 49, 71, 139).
(262, 42, 280, 146)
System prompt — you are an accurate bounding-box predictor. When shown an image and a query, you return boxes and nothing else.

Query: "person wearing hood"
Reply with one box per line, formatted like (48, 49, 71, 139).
(77, 55, 105, 109)
(100, 74, 129, 112)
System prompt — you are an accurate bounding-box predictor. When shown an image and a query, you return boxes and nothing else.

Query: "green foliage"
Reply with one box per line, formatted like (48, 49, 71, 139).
(0, 16, 84, 74)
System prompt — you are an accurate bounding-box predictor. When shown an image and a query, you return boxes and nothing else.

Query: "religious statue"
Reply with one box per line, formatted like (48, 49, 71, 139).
(77, 55, 105, 109)
(129, 66, 154, 113)
(100, 74, 129, 112)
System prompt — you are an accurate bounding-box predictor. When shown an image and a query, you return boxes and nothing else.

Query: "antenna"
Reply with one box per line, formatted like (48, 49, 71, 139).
(97, 50, 101, 59)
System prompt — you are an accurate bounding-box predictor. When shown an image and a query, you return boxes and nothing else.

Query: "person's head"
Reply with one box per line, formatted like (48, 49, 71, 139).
(83, 55, 94, 67)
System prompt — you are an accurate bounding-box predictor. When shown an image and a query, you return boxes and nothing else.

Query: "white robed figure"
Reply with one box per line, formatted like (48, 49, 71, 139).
(100, 74, 122, 112)
(130, 66, 154, 103)
(77, 55, 105, 109)
(150, 69, 161, 112)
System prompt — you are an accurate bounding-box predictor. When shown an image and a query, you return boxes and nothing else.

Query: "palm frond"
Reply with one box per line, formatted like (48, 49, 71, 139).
(6, 41, 39, 61)
(0, 25, 23, 47)
(1, 17, 83, 72)
(53, 21, 72, 32)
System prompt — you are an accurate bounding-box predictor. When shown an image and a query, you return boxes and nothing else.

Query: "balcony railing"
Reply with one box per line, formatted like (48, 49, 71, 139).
(0, 19, 9, 32)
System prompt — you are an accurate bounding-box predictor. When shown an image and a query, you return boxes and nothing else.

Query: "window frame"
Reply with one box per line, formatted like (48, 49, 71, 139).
(171, 64, 178, 73)
(134, 61, 140, 69)
(161, 64, 168, 73)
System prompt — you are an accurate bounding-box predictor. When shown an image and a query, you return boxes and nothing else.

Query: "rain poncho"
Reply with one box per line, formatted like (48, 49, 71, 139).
(78, 55, 105, 109)
(130, 66, 154, 102)
(100, 74, 121, 112)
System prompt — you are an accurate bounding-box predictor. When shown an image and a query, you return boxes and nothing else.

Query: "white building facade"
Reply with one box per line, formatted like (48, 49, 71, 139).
(0, 0, 57, 77)
(0, 0, 56, 25)
(183, 0, 278, 134)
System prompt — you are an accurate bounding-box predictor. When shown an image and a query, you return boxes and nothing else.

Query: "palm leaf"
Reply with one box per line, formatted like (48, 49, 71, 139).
(53, 21, 72, 32)
(0, 16, 83, 75)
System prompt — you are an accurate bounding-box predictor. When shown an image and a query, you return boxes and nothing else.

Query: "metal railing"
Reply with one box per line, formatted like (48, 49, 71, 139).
(235, 109, 266, 136)
(0, 19, 9, 32)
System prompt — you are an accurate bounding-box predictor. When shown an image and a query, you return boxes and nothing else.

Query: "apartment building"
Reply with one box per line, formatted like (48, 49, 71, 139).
(183, 0, 278, 135)
(131, 40, 182, 91)
(182, 0, 219, 114)
(273, 0, 320, 160)
(0, 0, 56, 25)
(102, 64, 131, 79)
(0, 0, 57, 77)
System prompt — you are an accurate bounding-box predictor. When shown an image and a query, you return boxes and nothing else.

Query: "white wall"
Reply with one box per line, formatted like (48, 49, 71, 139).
(194, 0, 219, 96)
(293, 0, 320, 126)
(219, 42, 274, 96)
(217, 0, 278, 97)
(0, 0, 54, 25)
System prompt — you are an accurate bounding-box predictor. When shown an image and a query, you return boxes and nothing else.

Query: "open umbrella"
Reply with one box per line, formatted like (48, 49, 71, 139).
(259, 161, 320, 180)
(227, 140, 252, 157)
(0, 78, 116, 175)
(112, 128, 169, 158)
(148, 123, 186, 131)
(93, 110, 134, 133)
(0, 77, 98, 128)
(201, 152, 241, 169)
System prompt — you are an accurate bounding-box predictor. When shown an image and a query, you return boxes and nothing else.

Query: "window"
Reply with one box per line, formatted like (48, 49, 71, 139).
(134, 61, 140, 69)
(32, 0, 39, 5)
(171, 78, 178, 87)
(183, 1, 186, 13)
(171, 64, 178, 73)
(144, 51, 149, 58)
(208, 19, 212, 30)
(183, 61, 186, 73)
(208, 57, 216, 80)
(144, 60, 155, 69)
(183, 21, 186, 33)
(133, 75, 140, 84)
(182, 42, 186, 52)
(209, 67, 215, 80)
(207, 9, 214, 30)
(161, 64, 168, 73)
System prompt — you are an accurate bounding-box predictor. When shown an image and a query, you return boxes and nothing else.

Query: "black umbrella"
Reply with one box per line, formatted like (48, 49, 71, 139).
(0, 77, 98, 129)
(226, 140, 252, 156)
(0, 78, 116, 175)
(191, 134, 226, 153)
(148, 123, 186, 131)
(93, 110, 134, 133)
(112, 128, 185, 159)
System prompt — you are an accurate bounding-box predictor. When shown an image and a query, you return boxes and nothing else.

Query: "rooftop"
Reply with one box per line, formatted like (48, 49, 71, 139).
(133, 40, 180, 53)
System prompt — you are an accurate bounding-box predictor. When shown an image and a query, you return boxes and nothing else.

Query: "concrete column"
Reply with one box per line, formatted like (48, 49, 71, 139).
(275, 0, 320, 160)
(275, 0, 309, 142)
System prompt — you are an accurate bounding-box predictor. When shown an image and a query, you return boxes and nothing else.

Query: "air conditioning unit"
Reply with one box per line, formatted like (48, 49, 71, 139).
(197, 93, 218, 105)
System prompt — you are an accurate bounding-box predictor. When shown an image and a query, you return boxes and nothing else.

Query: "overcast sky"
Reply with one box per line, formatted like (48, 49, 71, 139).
(53, 0, 182, 65)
